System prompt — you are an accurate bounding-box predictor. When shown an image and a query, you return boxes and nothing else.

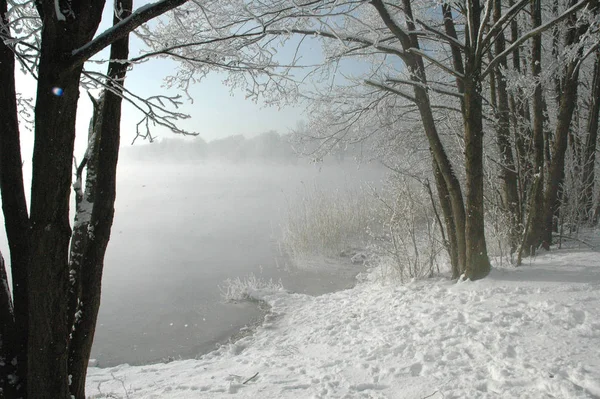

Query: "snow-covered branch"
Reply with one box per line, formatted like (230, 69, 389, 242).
(69, 0, 188, 72)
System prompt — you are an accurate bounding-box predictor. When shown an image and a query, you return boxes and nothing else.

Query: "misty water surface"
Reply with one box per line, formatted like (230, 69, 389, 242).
(88, 159, 384, 366)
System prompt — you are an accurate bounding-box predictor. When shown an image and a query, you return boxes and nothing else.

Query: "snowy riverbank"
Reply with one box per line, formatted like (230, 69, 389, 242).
(87, 243, 600, 398)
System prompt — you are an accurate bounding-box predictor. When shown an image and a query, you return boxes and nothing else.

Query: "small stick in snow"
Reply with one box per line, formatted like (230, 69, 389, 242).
(243, 372, 259, 384)
(421, 391, 443, 399)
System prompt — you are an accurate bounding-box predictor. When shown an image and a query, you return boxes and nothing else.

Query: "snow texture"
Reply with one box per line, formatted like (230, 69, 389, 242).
(87, 244, 600, 398)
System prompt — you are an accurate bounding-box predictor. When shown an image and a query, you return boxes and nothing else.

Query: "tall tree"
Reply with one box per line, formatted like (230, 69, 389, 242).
(0, 1, 187, 397)
(148, 0, 594, 277)
(491, 0, 521, 252)
(520, 0, 547, 259)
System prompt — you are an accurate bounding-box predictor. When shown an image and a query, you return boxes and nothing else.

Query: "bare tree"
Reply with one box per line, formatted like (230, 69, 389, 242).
(0, 1, 188, 397)
(146, 0, 596, 278)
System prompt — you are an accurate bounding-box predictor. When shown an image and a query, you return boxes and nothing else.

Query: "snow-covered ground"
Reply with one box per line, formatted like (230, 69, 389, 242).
(87, 241, 600, 398)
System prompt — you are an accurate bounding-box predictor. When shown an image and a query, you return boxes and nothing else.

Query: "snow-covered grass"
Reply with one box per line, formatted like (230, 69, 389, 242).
(280, 183, 375, 260)
(87, 239, 600, 398)
(219, 273, 285, 302)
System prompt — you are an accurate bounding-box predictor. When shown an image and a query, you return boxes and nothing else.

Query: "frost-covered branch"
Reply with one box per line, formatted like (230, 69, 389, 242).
(69, 0, 188, 72)
(483, 0, 594, 78)
(81, 70, 196, 144)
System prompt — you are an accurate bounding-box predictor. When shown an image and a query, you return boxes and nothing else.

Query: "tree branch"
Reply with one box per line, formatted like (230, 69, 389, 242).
(68, 0, 188, 72)
(365, 79, 416, 102)
(483, 0, 592, 78)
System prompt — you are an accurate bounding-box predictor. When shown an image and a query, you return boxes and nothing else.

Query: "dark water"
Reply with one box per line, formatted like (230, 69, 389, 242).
(88, 161, 383, 367)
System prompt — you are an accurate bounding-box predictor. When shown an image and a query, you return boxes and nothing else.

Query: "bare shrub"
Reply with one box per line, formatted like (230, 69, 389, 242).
(369, 175, 444, 282)
(219, 273, 284, 302)
(280, 183, 375, 260)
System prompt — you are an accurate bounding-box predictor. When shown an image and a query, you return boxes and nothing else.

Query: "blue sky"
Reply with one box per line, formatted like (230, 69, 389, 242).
(98, 1, 320, 142)
(15, 0, 375, 161)
(15, 1, 311, 163)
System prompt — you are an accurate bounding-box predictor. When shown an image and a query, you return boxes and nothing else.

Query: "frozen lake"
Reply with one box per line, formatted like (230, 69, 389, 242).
(88, 160, 384, 366)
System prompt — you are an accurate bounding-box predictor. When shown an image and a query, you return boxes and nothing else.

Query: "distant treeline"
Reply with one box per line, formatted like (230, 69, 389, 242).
(122, 131, 365, 163)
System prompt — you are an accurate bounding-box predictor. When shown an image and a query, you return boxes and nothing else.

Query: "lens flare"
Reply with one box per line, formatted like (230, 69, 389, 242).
(52, 87, 64, 96)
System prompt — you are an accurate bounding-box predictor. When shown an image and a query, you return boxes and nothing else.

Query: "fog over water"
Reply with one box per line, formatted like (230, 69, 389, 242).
(0, 143, 384, 366)
(89, 157, 384, 366)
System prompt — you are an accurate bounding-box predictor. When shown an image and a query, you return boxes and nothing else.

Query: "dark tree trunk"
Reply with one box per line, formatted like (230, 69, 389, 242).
(520, 0, 546, 261)
(442, 4, 465, 98)
(542, 61, 580, 245)
(461, 0, 491, 280)
(493, 0, 521, 252)
(406, 1, 467, 276)
(582, 52, 600, 222)
(541, 1, 583, 246)
(67, 93, 104, 336)
(27, 2, 104, 397)
(371, 0, 467, 275)
(432, 159, 460, 278)
(0, 0, 30, 395)
(462, 76, 492, 279)
(68, 2, 132, 397)
(508, 0, 533, 219)
(0, 253, 16, 398)
(0, 1, 186, 397)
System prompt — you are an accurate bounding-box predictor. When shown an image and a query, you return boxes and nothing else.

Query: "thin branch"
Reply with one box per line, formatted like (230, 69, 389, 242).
(68, 0, 188, 72)
(483, 0, 592, 78)
(415, 18, 465, 50)
(365, 79, 416, 102)
(406, 47, 465, 79)
(386, 77, 464, 99)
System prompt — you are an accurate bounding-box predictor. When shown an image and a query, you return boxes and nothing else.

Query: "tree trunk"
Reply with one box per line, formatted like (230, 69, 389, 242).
(28, 50, 83, 399)
(493, 0, 521, 252)
(0, 253, 17, 398)
(519, 0, 546, 260)
(404, 0, 467, 275)
(582, 51, 600, 222)
(0, 1, 186, 396)
(68, 2, 132, 397)
(0, 0, 29, 395)
(371, 0, 467, 275)
(541, 1, 583, 246)
(460, 0, 491, 280)
(432, 159, 460, 278)
(463, 75, 492, 279)
(27, 2, 104, 397)
(542, 61, 581, 245)
(508, 0, 533, 220)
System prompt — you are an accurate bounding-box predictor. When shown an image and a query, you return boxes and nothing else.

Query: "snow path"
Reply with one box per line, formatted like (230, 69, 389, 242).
(87, 248, 600, 398)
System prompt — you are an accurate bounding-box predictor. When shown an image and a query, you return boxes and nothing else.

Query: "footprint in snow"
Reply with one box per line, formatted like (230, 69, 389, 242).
(410, 363, 423, 376)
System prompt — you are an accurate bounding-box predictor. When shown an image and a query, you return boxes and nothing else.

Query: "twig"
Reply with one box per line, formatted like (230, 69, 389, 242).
(243, 372, 259, 384)
(551, 234, 597, 249)
(422, 390, 443, 399)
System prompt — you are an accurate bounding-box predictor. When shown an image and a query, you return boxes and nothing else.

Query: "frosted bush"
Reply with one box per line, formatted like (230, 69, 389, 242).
(369, 176, 444, 282)
(219, 273, 284, 302)
(280, 183, 376, 259)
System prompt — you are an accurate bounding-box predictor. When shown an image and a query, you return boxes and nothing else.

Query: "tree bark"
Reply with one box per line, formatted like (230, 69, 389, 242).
(582, 51, 600, 222)
(0, 1, 188, 397)
(27, 2, 104, 397)
(460, 0, 491, 280)
(0, 252, 16, 398)
(0, 0, 30, 395)
(493, 0, 521, 252)
(519, 0, 546, 260)
(462, 75, 492, 279)
(541, 0, 583, 246)
(372, 0, 468, 275)
(432, 159, 460, 278)
(68, 2, 132, 397)
(542, 62, 581, 245)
